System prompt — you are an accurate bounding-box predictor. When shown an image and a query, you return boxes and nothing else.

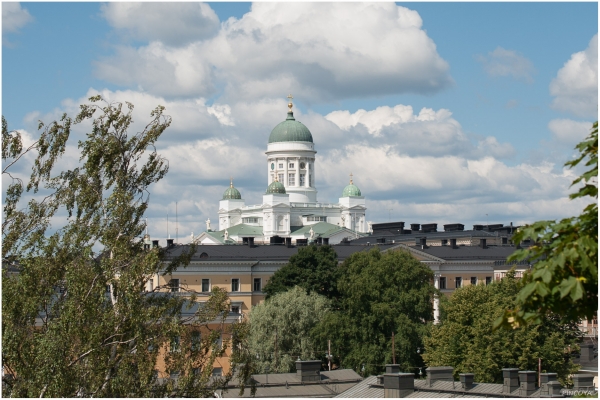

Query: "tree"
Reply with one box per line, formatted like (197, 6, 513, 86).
(248, 286, 331, 373)
(424, 271, 581, 384)
(263, 244, 340, 301)
(316, 248, 436, 376)
(2, 98, 252, 397)
(500, 122, 597, 327)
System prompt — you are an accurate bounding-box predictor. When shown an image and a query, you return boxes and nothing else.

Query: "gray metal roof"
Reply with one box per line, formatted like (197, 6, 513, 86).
(160, 243, 397, 262)
(334, 376, 383, 398)
(408, 245, 518, 261)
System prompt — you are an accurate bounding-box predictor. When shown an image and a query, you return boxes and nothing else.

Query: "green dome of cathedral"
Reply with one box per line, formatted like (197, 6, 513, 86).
(342, 174, 362, 197)
(223, 180, 242, 200)
(268, 103, 313, 143)
(266, 179, 286, 194)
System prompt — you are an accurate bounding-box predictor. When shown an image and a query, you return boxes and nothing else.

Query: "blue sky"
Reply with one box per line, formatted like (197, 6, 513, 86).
(2, 2, 598, 242)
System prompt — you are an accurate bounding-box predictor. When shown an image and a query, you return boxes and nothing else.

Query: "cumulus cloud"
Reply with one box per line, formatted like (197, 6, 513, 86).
(550, 34, 598, 118)
(96, 2, 452, 101)
(476, 47, 536, 83)
(100, 2, 219, 46)
(324, 104, 515, 159)
(3, 2, 33, 43)
(548, 118, 594, 147)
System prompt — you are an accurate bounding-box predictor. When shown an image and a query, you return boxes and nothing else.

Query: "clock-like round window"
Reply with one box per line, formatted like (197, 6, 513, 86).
(300, 162, 306, 169)
(270, 163, 275, 170)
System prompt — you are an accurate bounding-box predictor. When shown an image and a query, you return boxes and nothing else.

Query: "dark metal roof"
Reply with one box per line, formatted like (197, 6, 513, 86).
(350, 229, 501, 245)
(161, 243, 397, 262)
(409, 245, 520, 261)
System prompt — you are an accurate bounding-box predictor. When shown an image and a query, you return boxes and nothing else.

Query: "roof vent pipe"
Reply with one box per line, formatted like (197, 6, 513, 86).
(167, 238, 174, 247)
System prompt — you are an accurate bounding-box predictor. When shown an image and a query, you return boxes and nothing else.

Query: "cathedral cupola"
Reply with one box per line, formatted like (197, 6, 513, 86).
(268, 98, 313, 143)
(266, 176, 287, 194)
(222, 178, 242, 199)
(342, 173, 362, 197)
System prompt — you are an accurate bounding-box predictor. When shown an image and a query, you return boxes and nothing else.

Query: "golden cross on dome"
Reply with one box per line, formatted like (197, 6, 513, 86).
(287, 94, 293, 111)
(230, 176, 233, 187)
(349, 172, 354, 184)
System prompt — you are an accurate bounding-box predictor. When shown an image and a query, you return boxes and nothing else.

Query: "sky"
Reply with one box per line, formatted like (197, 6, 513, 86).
(2, 2, 598, 244)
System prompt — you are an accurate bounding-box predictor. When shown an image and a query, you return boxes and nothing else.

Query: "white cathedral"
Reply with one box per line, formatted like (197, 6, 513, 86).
(197, 98, 370, 245)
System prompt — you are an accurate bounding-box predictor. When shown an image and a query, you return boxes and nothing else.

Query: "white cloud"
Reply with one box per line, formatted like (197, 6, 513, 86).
(550, 34, 598, 118)
(476, 47, 535, 83)
(548, 118, 594, 147)
(100, 3, 219, 46)
(96, 2, 452, 100)
(2, 2, 33, 34)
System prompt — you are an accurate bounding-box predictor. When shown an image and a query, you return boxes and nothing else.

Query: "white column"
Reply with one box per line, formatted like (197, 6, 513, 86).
(434, 273, 441, 324)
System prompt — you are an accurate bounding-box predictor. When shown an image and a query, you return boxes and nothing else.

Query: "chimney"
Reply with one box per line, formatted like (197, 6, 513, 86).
(377, 238, 386, 244)
(426, 366, 453, 387)
(518, 371, 537, 396)
(573, 374, 595, 391)
(580, 343, 596, 362)
(376, 375, 384, 385)
(459, 373, 474, 390)
(323, 238, 329, 245)
(547, 380, 562, 396)
(502, 368, 519, 394)
(384, 372, 414, 398)
(502, 237, 508, 245)
(450, 238, 458, 249)
(295, 360, 321, 382)
(285, 237, 292, 248)
(479, 239, 487, 249)
(420, 237, 427, 249)
(248, 237, 255, 248)
(152, 240, 159, 248)
(540, 373, 558, 396)
(166, 238, 174, 247)
(441, 239, 448, 246)
(410, 223, 420, 232)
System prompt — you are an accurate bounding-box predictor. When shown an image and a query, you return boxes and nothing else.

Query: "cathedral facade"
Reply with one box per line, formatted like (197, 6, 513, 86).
(199, 99, 369, 245)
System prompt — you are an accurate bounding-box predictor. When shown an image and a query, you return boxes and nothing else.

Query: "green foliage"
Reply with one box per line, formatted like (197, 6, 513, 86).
(499, 122, 597, 327)
(424, 272, 581, 384)
(316, 248, 436, 376)
(248, 286, 331, 373)
(263, 244, 340, 301)
(2, 99, 252, 397)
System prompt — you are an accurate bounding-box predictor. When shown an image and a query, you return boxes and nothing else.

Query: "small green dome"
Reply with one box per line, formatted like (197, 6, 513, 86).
(342, 175, 361, 197)
(266, 180, 286, 194)
(223, 180, 242, 199)
(268, 111, 313, 144)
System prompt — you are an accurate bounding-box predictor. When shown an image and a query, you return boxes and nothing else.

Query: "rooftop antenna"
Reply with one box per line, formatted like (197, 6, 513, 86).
(145, 218, 148, 235)
(388, 208, 393, 222)
(167, 211, 170, 239)
(176, 201, 178, 243)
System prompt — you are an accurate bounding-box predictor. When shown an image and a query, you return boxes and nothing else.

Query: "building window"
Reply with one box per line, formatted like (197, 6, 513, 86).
(212, 367, 222, 377)
(470, 277, 477, 285)
(231, 305, 240, 314)
(170, 336, 180, 352)
(191, 331, 201, 351)
(231, 278, 240, 292)
(486, 276, 492, 285)
(307, 216, 326, 222)
(169, 279, 180, 293)
(242, 217, 259, 224)
(201, 279, 210, 292)
(278, 173, 284, 183)
(439, 277, 446, 289)
(253, 278, 262, 292)
(278, 163, 283, 169)
(299, 173, 305, 186)
(455, 277, 462, 289)
(300, 162, 306, 169)
(289, 163, 294, 168)
(288, 173, 295, 186)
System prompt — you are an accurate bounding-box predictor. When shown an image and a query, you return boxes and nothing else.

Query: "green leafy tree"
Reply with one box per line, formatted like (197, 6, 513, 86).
(316, 248, 436, 376)
(248, 286, 331, 373)
(263, 244, 340, 300)
(500, 122, 597, 327)
(424, 272, 581, 384)
(2, 98, 252, 397)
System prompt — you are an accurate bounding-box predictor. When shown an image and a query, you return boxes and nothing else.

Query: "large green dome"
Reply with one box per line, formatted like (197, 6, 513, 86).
(266, 180, 286, 194)
(223, 181, 242, 200)
(268, 111, 313, 144)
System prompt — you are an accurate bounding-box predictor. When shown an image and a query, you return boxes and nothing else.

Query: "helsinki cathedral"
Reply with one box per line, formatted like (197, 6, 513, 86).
(198, 96, 370, 245)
